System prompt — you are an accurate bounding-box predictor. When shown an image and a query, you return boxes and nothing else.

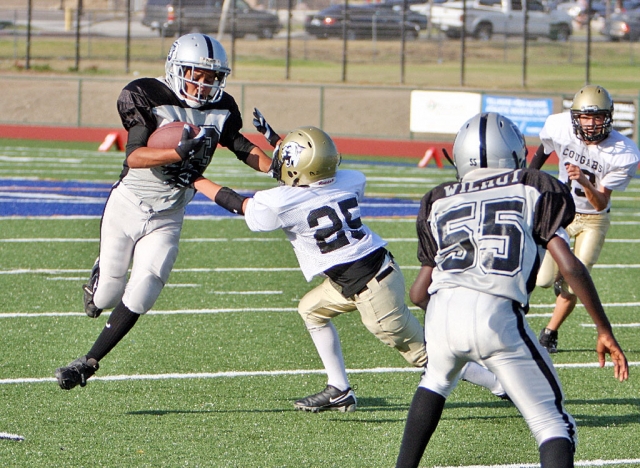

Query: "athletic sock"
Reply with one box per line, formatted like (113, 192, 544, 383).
(396, 387, 446, 468)
(308, 322, 350, 391)
(539, 437, 574, 468)
(86, 301, 140, 362)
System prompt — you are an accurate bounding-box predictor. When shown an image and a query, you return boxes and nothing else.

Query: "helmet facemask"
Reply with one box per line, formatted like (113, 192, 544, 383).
(165, 34, 231, 107)
(571, 109, 612, 143)
(172, 65, 227, 107)
(570, 85, 614, 143)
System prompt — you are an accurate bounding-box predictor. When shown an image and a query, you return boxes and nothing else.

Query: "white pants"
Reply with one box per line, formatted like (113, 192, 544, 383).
(93, 183, 184, 314)
(419, 287, 577, 448)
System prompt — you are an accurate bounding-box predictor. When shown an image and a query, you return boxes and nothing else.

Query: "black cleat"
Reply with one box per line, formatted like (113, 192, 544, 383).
(294, 385, 357, 413)
(539, 327, 558, 354)
(55, 356, 99, 390)
(553, 275, 564, 297)
(83, 258, 102, 318)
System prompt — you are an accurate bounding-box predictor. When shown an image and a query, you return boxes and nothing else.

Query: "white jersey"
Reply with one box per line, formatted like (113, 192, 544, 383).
(244, 170, 386, 282)
(540, 112, 639, 214)
(417, 169, 574, 306)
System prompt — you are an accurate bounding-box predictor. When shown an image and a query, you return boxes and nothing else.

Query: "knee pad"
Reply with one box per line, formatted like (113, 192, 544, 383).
(93, 275, 127, 310)
(123, 271, 165, 314)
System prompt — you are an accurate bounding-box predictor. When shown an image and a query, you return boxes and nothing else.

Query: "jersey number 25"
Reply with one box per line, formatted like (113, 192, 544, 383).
(308, 197, 365, 254)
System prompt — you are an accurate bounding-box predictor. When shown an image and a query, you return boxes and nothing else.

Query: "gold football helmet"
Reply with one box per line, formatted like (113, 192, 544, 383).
(272, 127, 341, 187)
(570, 85, 614, 143)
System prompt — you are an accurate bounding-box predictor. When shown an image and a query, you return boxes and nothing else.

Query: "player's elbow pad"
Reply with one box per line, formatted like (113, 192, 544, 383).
(215, 187, 247, 215)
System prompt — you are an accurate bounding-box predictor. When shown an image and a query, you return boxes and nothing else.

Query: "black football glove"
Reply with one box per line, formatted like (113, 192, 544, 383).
(268, 143, 283, 180)
(162, 161, 202, 188)
(175, 125, 206, 161)
(252, 108, 280, 148)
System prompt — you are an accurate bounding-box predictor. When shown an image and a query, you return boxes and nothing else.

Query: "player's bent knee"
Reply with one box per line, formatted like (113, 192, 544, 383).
(93, 276, 127, 310)
(400, 342, 428, 368)
(123, 273, 166, 313)
(536, 279, 553, 288)
(368, 313, 426, 367)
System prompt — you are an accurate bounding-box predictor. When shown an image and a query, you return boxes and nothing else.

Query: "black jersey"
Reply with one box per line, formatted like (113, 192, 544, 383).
(416, 168, 575, 306)
(115, 77, 256, 212)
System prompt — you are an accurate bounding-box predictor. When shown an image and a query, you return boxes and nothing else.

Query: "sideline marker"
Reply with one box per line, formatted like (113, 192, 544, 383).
(418, 147, 443, 168)
(98, 132, 124, 152)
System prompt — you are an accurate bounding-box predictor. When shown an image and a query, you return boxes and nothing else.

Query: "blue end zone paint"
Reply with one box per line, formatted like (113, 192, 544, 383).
(0, 179, 420, 218)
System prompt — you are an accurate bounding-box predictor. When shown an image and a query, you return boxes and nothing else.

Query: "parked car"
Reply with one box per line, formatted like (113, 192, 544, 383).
(304, 4, 422, 40)
(371, 0, 431, 30)
(558, 0, 640, 26)
(602, 10, 640, 40)
(142, 0, 282, 39)
(557, 0, 606, 25)
(430, 0, 573, 40)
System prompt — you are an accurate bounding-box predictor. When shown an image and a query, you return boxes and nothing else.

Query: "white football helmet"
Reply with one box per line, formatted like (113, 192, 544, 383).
(165, 33, 231, 107)
(453, 112, 527, 180)
(271, 126, 341, 187)
(570, 84, 614, 143)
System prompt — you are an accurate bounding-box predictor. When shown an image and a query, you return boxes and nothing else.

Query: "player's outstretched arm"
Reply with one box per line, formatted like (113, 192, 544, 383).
(193, 178, 248, 215)
(245, 146, 274, 174)
(253, 108, 281, 148)
(546, 236, 629, 382)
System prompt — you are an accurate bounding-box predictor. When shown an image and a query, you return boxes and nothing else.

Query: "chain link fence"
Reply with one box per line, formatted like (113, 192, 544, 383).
(1, 2, 639, 141)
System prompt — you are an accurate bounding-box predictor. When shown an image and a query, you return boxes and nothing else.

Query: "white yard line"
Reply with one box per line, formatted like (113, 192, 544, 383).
(434, 460, 640, 468)
(2, 362, 639, 386)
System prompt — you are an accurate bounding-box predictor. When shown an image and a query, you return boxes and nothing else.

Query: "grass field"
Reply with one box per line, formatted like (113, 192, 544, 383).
(0, 138, 639, 467)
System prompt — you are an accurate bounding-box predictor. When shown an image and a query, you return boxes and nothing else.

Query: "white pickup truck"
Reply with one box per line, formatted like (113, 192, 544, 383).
(420, 0, 573, 40)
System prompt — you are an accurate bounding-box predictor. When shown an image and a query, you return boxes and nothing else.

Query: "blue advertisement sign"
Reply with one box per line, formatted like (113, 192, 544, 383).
(482, 95, 553, 137)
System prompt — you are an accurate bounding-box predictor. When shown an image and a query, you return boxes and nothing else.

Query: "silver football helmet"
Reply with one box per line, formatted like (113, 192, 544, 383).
(271, 127, 341, 187)
(570, 84, 614, 143)
(453, 112, 527, 180)
(165, 33, 231, 107)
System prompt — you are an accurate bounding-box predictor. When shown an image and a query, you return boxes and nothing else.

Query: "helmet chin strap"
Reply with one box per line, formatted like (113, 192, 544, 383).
(182, 97, 202, 108)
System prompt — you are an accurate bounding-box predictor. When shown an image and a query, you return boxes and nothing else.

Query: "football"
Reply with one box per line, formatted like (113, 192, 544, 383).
(147, 122, 201, 149)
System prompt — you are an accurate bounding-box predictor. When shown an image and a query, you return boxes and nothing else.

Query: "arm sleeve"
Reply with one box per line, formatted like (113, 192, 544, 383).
(217, 96, 257, 163)
(117, 82, 158, 156)
(528, 144, 550, 170)
(416, 192, 438, 268)
(530, 172, 576, 247)
(124, 124, 152, 157)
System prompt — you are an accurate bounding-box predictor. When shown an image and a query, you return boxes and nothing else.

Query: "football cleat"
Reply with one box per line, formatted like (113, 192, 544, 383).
(553, 275, 564, 297)
(294, 385, 357, 413)
(55, 356, 99, 390)
(539, 328, 559, 354)
(83, 258, 103, 318)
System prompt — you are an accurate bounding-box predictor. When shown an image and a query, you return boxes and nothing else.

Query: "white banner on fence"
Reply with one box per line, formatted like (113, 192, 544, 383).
(410, 91, 482, 134)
